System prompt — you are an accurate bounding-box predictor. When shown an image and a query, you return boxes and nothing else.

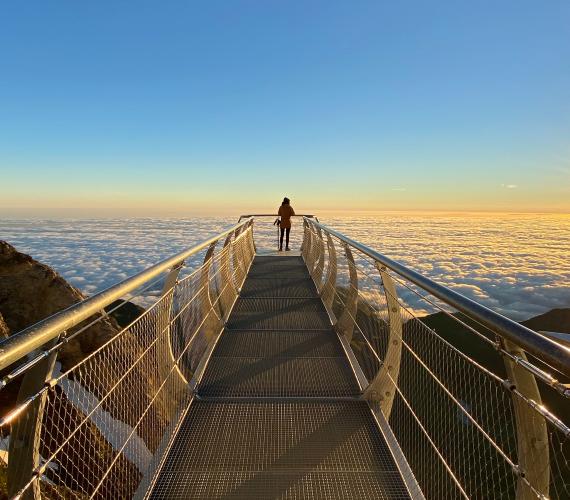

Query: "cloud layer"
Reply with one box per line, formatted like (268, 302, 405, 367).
(1, 214, 569, 321)
(327, 213, 570, 320)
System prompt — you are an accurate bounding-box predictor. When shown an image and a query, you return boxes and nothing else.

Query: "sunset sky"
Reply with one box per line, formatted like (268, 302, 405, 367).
(1, 1, 569, 216)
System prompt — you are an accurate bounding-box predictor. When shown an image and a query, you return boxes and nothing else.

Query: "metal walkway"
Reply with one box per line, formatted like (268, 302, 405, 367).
(2, 215, 569, 499)
(149, 255, 410, 499)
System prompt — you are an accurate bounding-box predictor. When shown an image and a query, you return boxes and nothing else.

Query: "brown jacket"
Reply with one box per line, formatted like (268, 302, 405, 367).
(278, 204, 295, 229)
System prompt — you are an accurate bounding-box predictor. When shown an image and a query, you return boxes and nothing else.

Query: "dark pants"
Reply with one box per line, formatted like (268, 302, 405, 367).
(280, 227, 290, 249)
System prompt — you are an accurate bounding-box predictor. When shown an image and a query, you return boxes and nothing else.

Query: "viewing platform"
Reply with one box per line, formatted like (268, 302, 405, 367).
(0, 216, 568, 499)
(150, 254, 410, 499)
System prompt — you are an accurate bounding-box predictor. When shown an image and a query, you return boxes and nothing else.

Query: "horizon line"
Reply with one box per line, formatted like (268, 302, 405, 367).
(2, 208, 570, 220)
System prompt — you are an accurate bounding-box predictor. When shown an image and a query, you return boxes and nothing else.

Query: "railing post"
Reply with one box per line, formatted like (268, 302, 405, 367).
(248, 219, 257, 254)
(232, 228, 246, 291)
(200, 242, 222, 344)
(303, 221, 314, 270)
(160, 262, 188, 384)
(8, 337, 60, 499)
(320, 233, 337, 318)
(312, 226, 325, 288)
(335, 244, 358, 343)
(221, 234, 236, 288)
(301, 219, 311, 264)
(231, 225, 255, 293)
(306, 223, 320, 276)
(247, 221, 256, 261)
(502, 340, 549, 499)
(300, 219, 307, 255)
(218, 234, 237, 321)
(364, 264, 403, 418)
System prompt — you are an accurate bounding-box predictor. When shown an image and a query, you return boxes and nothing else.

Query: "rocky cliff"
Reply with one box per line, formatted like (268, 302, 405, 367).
(0, 240, 119, 371)
(0, 242, 176, 498)
(0, 312, 8, 340)
(0, 242, 152, 498)
(521, 308, 570, 334)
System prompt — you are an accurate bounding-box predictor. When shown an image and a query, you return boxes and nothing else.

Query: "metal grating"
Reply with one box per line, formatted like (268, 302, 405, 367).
(247, 256, 309, 274)
(240, 277, 319, 298)
(251, 256, 305, 266)
(148, 254, 411, 499)
(247, 267, 310, 278)
(213, 330, 344, 358)
(151, 471, 409, 499)
(149, 401, 410, 499)
(198, 356, 360, 397)
(227, 298, 331, 330)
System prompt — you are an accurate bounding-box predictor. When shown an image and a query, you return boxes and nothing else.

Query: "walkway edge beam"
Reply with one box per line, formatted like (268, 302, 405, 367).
(305, 217, 570, 379)
(0, 218, 253, 371)
(238, 214, 316, 222)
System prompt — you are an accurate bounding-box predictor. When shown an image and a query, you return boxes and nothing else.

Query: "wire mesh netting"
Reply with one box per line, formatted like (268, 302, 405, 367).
(1, 217, 569, 499)
(302, 220, 570, 499)
(1, 224, 255, 499)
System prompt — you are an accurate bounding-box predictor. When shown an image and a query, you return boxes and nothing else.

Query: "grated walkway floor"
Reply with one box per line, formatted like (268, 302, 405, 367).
(148, 255, 410, 499)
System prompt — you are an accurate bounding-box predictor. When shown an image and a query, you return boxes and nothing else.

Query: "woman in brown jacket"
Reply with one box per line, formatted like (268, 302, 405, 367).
(278, 197, 295, 251)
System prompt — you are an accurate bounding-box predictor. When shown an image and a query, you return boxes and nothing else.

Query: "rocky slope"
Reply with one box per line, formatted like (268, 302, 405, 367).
(520, 308, 570, 334)
(0, 241, 129, 454)
(0, 241, 119, 371)
(0, 242, 177, 498)
(0, 313, 8, 340)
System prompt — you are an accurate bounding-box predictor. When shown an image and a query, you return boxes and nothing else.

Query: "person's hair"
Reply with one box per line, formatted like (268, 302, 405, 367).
(282, 197, 290, 205)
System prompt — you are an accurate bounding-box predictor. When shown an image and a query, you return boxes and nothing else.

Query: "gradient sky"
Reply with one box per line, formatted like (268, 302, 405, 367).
(1, 1, 569, 216)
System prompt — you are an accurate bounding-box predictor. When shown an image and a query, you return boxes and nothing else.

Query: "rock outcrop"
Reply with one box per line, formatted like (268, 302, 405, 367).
(104, 299, 145, 328)
(0, 242, 179, 498)
(0, 312, 9, 340)
(521, 308, 570, 334)
(0, 241, 118, 370)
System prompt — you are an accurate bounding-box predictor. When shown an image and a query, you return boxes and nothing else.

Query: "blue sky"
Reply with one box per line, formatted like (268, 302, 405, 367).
(1, 1, 569, 216)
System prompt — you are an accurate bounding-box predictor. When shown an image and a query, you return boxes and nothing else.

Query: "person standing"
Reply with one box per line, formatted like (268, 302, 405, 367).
(278, 197, 295, 251)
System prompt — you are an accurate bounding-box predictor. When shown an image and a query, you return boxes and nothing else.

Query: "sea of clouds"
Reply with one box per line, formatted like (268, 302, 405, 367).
(1, 213, 569, 321)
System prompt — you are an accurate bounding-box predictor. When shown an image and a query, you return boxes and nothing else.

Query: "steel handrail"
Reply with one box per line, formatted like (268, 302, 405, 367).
(238, 214, 316, 222)
(0, 218, 253, 371)
(305, 217, 570, 378)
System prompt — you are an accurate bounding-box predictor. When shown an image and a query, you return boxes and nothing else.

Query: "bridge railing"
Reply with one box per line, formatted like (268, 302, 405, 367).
(302, 217, 570, 500)
(2, 215, 569, 499)
(0, 218, 256, 499)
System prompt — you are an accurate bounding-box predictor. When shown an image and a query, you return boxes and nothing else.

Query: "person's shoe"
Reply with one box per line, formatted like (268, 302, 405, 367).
(285, 247, 290, 251)
(279, 247, 283, 251)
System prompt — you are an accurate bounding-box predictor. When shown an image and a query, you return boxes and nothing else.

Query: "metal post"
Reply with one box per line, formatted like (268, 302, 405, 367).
(248, 219, 257, 254)
(335, 244, 358, 343)
(8, 336, 60, 499)
(300, 219, 307, 255)
(305, 223, 317, 272)
(160, 262, 189, 385)
(247, 221, 256, 261)
(232, 229, 246, 291)
(232, 226, 255, 293)
(219, 234, 237, 321)
(306, 224, 319, 274)
(320, 233, 337, 318)
(312, 226, 325, 289)
(364, 264, 403, 418)
(200, 242, 222, 343)
(301, 219, 310, 263)
(502, 340, 549, 499)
